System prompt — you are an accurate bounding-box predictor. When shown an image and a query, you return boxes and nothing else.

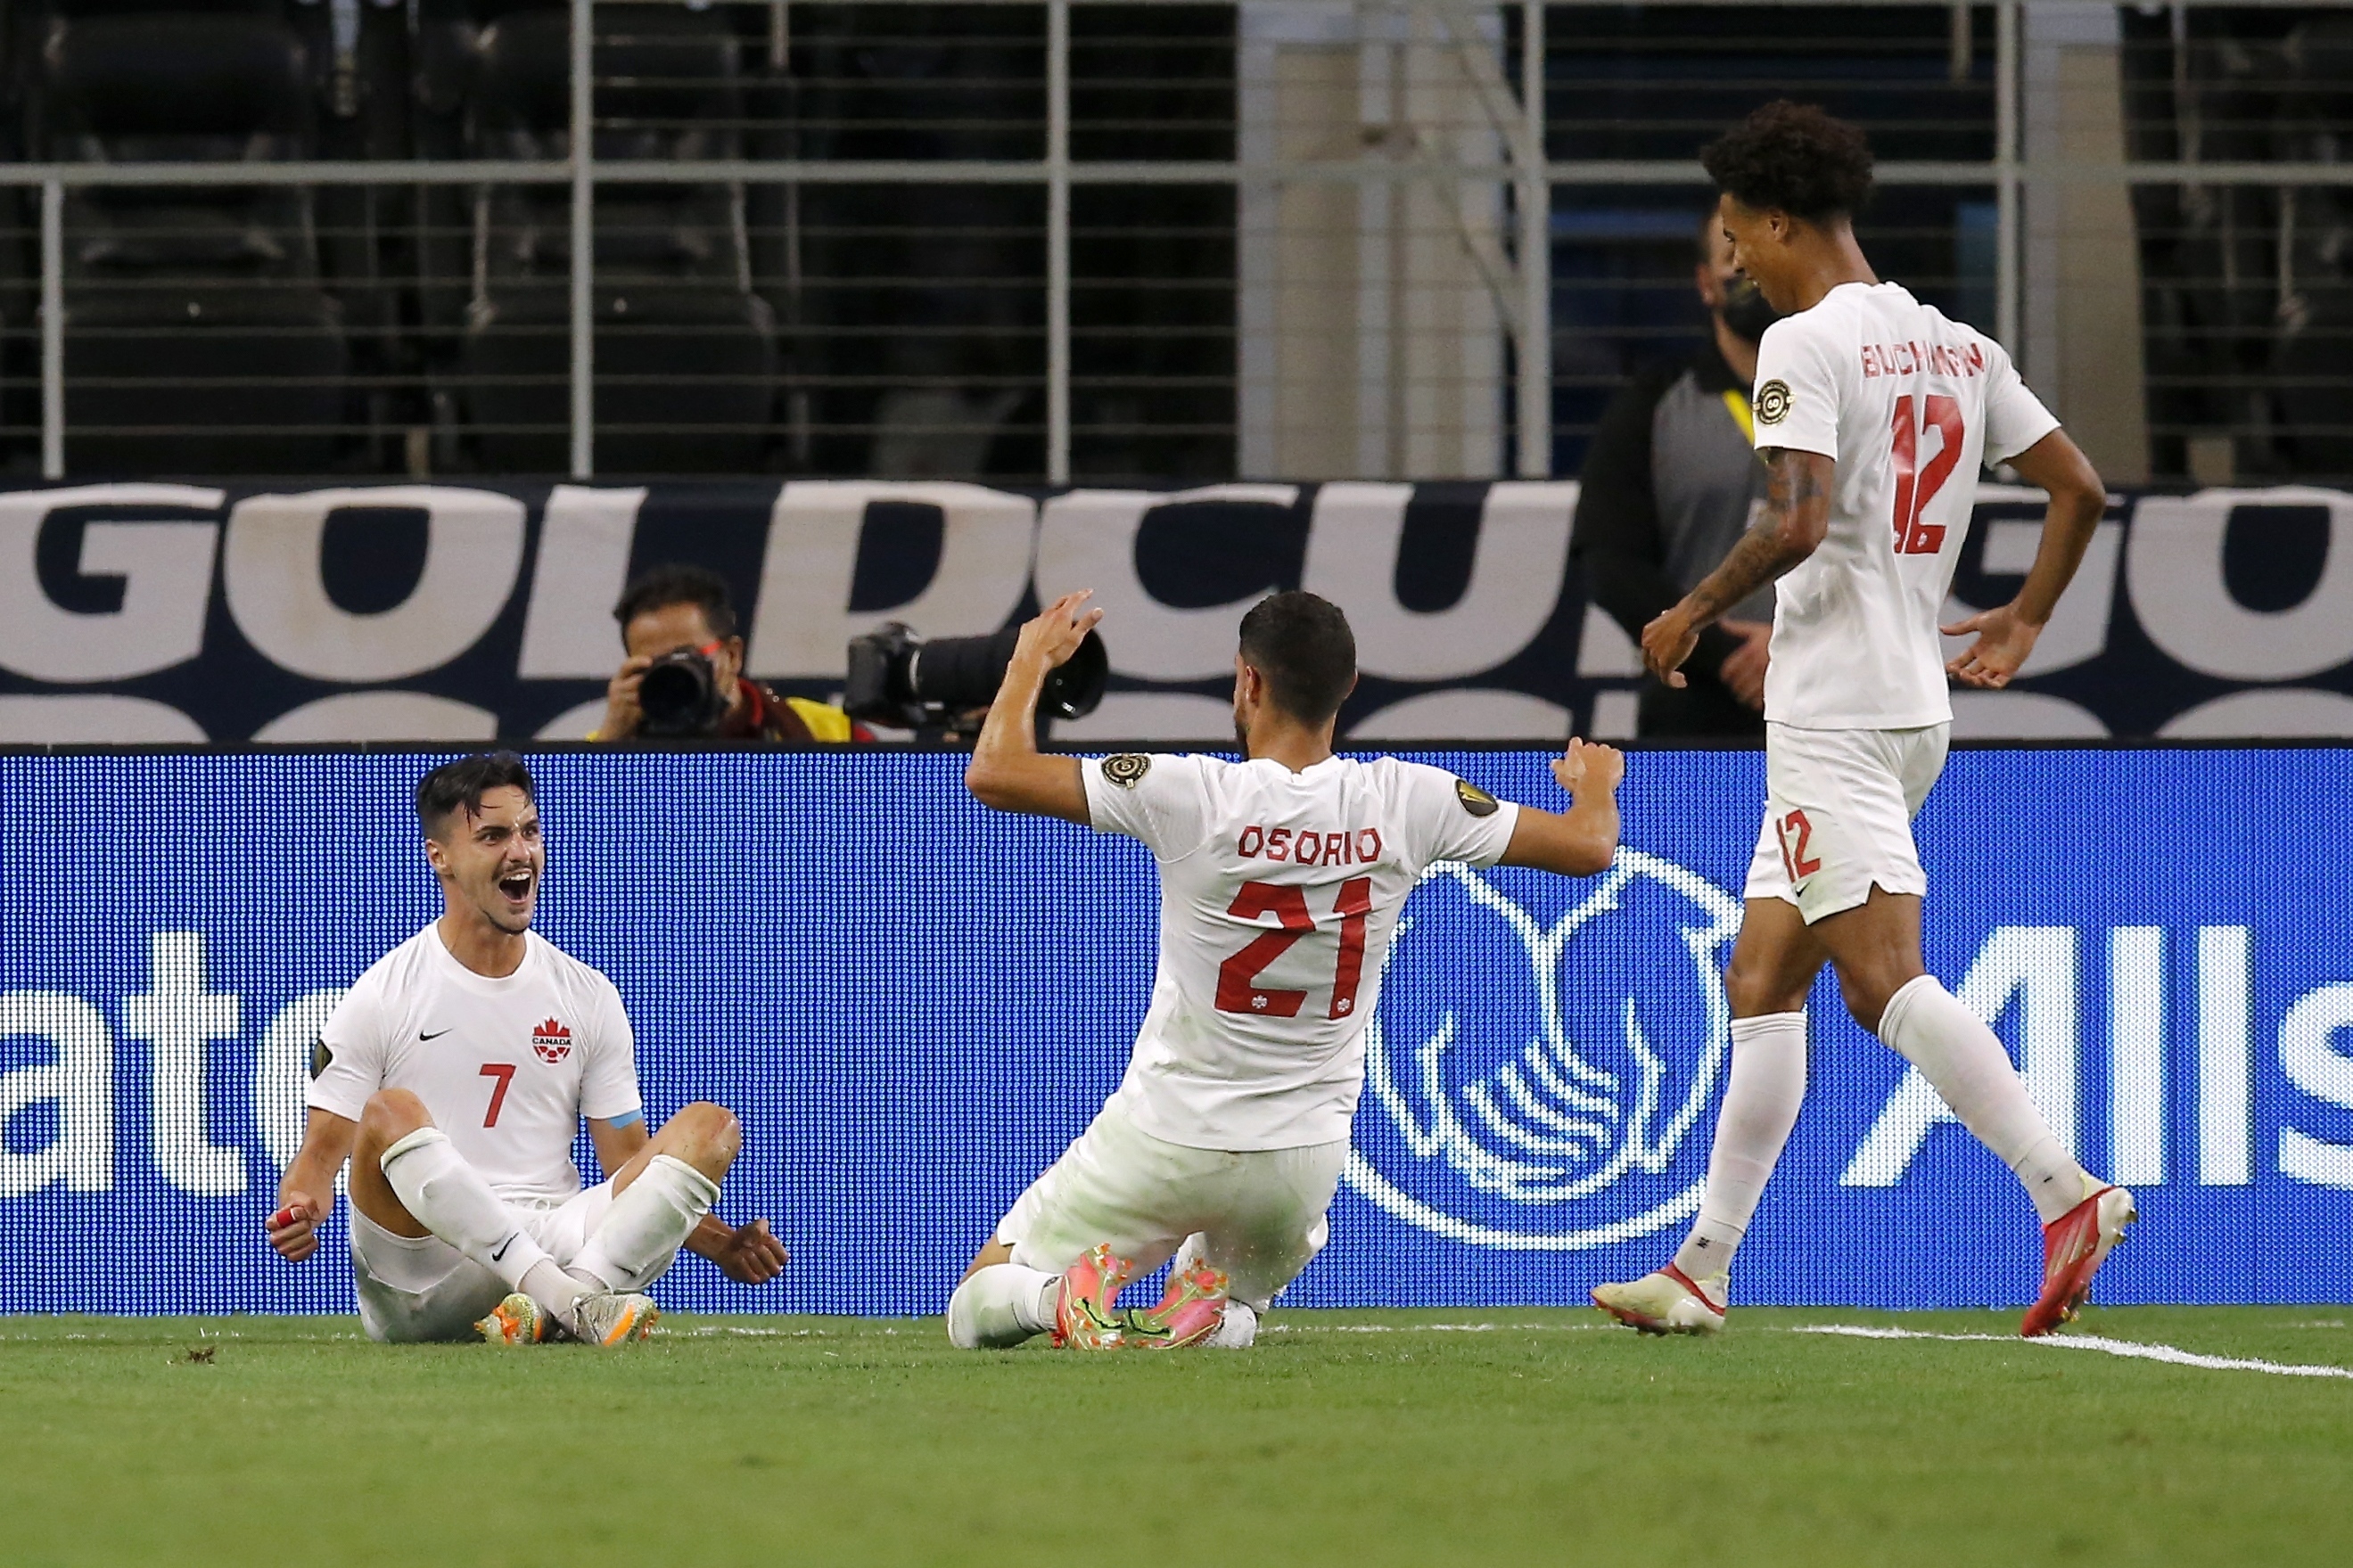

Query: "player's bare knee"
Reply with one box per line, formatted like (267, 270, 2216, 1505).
(1835, 964, 1911, 1035)
(358, 1088, 432, 1146)
(665, 1101, 740, 1177)
(1836, 971, 1880, 1032)
(1725, 952, 1803, 1018)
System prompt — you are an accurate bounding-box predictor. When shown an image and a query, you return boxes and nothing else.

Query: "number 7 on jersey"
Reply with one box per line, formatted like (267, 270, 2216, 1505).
(479, 1063, 515, 1127)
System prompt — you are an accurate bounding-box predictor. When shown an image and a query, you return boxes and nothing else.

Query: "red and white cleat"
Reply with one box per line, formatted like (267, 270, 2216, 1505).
(1592, 1263, 1728, 1335)
(2021, 1183, 2135, 1338)
(1051, 1243, 1133, 1350)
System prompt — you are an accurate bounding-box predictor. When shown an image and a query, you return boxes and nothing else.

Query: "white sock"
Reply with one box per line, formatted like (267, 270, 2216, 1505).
(520, 1259, 588, 1321)
(570, 1155, 721, 1292)
(946, 1262, 1058, 1350)
(1673, 1011, 1807, 1286)
(1203, 1300, 1258, 1350)
(1877, 974, 2092, 1224)
(379, 1127, 551, 1293)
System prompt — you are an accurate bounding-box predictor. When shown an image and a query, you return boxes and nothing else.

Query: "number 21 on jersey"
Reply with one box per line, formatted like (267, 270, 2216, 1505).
(1890, 392, 1964, 555)
(1216, 879, 1373, 1020)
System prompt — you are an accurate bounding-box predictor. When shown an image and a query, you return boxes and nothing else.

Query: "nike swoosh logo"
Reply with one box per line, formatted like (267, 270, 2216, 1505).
(419, 1028, 452, 1041)
(490, 1236, 516, 1263)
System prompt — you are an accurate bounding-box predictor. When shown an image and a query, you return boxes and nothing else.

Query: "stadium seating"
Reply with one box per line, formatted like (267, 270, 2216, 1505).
(0, 1, 2333, 482)
(30, 1, 352, 472)
(2272, 15, 2353, 478)
(448, 3, 777, 472)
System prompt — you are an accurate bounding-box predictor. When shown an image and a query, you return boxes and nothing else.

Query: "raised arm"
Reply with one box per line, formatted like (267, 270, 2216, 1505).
(964, 590, 1103, 825)
(1500, 739, 1626, 877)
(1640, 447, 1834, 688)
(1940, 427, 2106, 689)
(267, 1107, 358, 1262)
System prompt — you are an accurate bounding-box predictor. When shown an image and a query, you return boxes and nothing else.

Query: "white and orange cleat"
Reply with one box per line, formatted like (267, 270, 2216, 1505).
(1122, 1259, 1231, 1350)
(1051, 1243, 1133, 1350)
(568, 1290, 661, 1347)
(1592, 1264, 1728, 1336)
(2021, 1182, 2135, 1337)
(474, 1292, 550, 1345)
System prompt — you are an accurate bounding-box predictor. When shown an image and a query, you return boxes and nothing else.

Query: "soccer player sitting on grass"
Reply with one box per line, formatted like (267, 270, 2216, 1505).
(947, 588, 1627, 1350)
(265, 753, 787, 1344)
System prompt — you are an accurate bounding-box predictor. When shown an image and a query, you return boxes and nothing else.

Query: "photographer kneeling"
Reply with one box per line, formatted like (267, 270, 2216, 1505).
(594, 564, 871, 743)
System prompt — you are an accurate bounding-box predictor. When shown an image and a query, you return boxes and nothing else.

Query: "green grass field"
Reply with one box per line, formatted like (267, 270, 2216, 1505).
(5, 1307, 2349, 1567)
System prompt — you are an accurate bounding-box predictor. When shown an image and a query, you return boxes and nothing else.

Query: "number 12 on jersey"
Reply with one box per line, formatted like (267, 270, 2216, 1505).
(1890, 392, 1964, 555)
(1217, 879, 1373, 1020)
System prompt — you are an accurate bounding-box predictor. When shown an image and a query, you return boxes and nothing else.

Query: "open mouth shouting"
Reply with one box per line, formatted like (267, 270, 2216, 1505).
(494, 865, 537, 915)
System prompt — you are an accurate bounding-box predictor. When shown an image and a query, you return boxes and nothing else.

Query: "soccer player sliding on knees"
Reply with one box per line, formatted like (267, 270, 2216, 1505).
(265, 754, 786, 1345)
(1594, 102, 2127, 1341)
(949, 589, 1626, 1350)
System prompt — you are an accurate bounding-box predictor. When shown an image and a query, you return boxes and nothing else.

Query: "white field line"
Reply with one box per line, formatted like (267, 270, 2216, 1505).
(1264, 1322, 1601, 1334)
(1791, 1323, 2353, 1381)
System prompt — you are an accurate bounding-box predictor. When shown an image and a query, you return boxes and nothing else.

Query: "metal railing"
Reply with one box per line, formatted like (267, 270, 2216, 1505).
(6, 1, 2353, 483)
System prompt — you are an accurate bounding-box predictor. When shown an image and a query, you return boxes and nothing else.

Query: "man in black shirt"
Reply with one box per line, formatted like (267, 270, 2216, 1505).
(1571, 214, 1783, 738)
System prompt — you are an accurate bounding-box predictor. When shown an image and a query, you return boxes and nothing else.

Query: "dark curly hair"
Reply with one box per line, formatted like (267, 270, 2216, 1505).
(1701, 101, 1874, 223)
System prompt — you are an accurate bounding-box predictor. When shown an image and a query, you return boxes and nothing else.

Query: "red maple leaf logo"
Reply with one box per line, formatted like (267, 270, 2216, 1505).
(531, 1017, 572, 1063)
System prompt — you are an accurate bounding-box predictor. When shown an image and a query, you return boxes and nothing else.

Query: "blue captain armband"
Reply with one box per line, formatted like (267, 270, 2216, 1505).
(605, 1108, 644, 1130)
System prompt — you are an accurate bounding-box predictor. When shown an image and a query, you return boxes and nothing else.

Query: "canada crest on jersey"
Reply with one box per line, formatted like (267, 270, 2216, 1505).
(531, 1018, 572, 1063)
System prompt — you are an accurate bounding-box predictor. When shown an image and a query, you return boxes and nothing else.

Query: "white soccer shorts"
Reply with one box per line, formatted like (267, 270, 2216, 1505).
(350, 1179, 673, 1343)
(994, 1093, 1347, 1311)
(1743, 721, 1951, 924)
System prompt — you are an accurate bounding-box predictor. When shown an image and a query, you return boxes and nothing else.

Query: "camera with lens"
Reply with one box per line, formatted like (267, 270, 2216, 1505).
(843, 621, 1108, 736)
(636, 647, 729, 737)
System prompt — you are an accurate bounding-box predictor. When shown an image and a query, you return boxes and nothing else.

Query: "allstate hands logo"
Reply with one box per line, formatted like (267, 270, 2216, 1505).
(1346, 851, 1743, 1250)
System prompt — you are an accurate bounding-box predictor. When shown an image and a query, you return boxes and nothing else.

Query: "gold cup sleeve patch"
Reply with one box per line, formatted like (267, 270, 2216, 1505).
(1454, 777, 1501, 817)
(1754, 378, 1793, 425)
(1101, 753, 1153, 789)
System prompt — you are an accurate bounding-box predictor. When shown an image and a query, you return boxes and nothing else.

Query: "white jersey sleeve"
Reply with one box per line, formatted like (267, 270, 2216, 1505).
(1390, 760, 1521, 871)
(1750, 312, 1845, 460)
(578, 975, 644, 1122)
(1083, 752, 1211, 861)
(1980, 339, 2061, 465)
(307, 965, 391, 1123)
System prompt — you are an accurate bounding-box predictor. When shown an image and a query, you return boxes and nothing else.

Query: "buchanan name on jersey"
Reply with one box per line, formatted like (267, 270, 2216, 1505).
(1748, 280, 2061, 731)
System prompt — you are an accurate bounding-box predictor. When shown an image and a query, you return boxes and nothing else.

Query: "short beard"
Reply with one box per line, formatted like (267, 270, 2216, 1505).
(479, 895, 532, 935)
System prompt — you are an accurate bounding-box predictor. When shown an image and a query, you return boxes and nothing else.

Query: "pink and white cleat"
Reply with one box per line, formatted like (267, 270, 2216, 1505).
(1052, 1243, 1133, 1350)
(2021, 1183, 2135, 1337)
(1121, 1259, 1232, 1350)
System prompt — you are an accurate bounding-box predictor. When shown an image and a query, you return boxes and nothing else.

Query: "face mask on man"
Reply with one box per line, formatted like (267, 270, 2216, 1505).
(1718, 274, 1782, 343)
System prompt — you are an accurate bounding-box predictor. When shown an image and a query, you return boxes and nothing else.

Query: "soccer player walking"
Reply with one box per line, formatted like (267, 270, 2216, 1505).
(947, 588, 1625, 1350)
(265, 753, 786, 1343)
(1594, 102, 2128, 1339)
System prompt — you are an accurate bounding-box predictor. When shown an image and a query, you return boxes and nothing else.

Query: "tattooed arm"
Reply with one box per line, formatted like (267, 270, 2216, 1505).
(1639, 447, 1835, 689)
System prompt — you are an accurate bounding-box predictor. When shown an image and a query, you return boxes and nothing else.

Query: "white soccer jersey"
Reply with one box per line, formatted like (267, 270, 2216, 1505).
(1082, 751, 1522, 1152)
(309, 926, 643, 1205)
(1748, 281, 2061, 729)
